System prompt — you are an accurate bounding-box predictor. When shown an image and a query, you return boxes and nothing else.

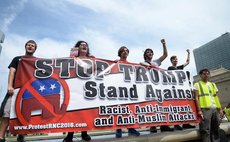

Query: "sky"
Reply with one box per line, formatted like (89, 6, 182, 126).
(0, 0, 230, 102)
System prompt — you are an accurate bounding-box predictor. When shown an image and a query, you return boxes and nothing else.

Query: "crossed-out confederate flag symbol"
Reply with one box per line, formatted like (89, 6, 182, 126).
(21, 78, 66, 122)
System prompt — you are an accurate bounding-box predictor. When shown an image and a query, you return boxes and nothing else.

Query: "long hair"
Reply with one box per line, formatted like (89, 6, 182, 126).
(74, 40, 90, 57)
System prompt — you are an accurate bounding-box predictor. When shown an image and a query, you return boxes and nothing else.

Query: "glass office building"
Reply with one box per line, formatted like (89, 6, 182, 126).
(193, 32, 230, 74)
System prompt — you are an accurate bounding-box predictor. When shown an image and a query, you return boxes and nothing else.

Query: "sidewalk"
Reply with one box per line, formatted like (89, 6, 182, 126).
(6, 122, 230, 142)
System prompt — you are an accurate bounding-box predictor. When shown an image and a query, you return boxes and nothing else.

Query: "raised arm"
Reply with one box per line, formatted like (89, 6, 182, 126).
(159, 39, 168, 62)
(183, 49, 190, 67)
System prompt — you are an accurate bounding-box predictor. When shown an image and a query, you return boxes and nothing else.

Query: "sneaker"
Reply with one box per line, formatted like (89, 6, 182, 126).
(0, 138, 5, 142)
(183, 124, 196, 129)
(160, 126, 174, 132)
(128, 128, 140, 136)
(62, 138, 73, 142)
(174, 125, 183, 130)
(115, 129, 122, 138)
(81, 132, 91, 141)
(17, 135, 25, 142)
(150, 126, 157, 133)
(63, 132, 74, 142)
(17, 138, 25, 142)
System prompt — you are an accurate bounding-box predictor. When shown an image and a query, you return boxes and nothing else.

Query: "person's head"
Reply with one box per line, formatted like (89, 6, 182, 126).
(227, 103, 230, 108)
(25, 40, 37, 55)
(74, 40, 90, 57)
(118, 46, 129, 60)
(170, 56, 178, 66)
(199, 68, 210, 82)
(143, 48, 153, 61)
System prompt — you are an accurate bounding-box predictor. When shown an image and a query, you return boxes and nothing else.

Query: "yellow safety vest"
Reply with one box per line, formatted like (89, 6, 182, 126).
(224, 107, 230, 121)
(196, 81, 221, 109)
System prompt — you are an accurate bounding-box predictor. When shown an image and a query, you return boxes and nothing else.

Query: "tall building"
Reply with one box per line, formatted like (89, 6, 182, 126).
(0, 30, 5, 54)
(193, 32, 230, 74)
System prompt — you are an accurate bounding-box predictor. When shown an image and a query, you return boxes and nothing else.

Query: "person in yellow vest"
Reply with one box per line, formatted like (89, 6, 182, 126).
(194, 68, 224, 142)
(224, 103, 230, 121)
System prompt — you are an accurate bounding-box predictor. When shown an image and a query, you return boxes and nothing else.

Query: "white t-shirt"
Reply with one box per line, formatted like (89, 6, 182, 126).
(140, 58, 161, 67)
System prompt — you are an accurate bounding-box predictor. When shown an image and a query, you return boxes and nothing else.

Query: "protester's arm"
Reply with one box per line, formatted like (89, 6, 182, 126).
(140, 62, 149, 66)
(183, 49, 190, 67)
(7, 67, 16, 95)
(70, 47, 78, 57)
(194, 88, 203, 120)
(214, 83, 224, 118)
(159, 39, 168, 62)
(216, 91, 224, 119)
(218, 105, 224, 119)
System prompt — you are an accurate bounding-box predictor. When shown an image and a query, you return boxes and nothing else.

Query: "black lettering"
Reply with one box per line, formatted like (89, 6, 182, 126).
(99, 106, 106, 114)
(149, 69, 160, 84)
(99, 83, 106, 98)
(95, 60, 110, 80)
(55, 58, 75, 78)
(118, 87, 128, 98)
(155, 89, 163, 103)
(146, 85, 155, 98)
(175, 71, 186, 85)
(107, 86, 117, 98)
(35, 59, 53, 78)
(129, 85, 138, 99)
(172, 86, 177, 98)
(167, 71, 177, 84)
(163, 89, 172, 99)
(84, 81, 97, 98)
(135, 66, 149, 82)
(77, 59, 93, 79)
(186, 89, 193, 99)
(178, 89, 186, 98)
(118, 64, 133, 82)
(161, 71, 175, 85)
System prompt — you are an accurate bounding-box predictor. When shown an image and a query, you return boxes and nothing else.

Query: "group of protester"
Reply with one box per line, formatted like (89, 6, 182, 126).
(0, 39, 226, 142)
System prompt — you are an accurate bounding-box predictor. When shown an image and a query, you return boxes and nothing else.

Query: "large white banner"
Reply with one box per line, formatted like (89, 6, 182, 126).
(10, 57, 198, 134)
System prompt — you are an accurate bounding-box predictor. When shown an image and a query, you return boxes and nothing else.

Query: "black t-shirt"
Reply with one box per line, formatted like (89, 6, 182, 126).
(8, 56, 23, 87)
(8, 56, 23, 70)
(167, 65, 184, 70)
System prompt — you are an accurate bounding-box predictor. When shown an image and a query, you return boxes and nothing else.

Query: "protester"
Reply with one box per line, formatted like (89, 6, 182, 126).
(224, 103, 230, 121)
(168, 49, 190, 70)
(140, 39, 168, 67)
(115, 46, 140, 138)
(140, 39, 171, 132)
(0, 40, 37, 142)
(194, 68, 224, 142)
(168, 49, 195, 130)
(63, 41, 92, 142)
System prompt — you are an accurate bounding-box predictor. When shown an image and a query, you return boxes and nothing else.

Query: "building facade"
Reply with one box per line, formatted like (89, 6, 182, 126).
(193, 32, 230, 74)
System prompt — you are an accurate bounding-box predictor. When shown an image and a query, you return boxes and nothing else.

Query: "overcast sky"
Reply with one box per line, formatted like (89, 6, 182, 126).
(0, 0, 229, 101)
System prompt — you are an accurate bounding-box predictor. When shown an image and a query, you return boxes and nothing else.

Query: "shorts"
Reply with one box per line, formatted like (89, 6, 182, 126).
(0, 94, 12, 118)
